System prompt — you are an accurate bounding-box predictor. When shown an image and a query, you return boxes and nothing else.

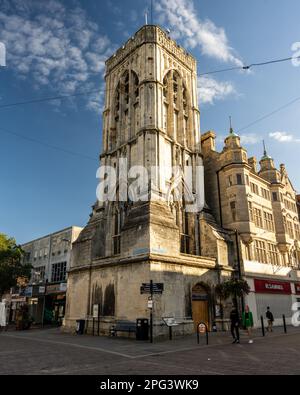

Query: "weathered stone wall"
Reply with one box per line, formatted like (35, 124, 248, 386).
(64, 253, 230, 337)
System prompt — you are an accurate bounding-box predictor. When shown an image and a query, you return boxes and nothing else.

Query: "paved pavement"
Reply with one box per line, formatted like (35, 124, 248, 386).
(1, 326, 300, 375)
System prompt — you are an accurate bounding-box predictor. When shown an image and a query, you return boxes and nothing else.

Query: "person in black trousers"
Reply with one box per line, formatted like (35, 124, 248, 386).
(266, 306, 274, 332)
(230, 305, 240, 344)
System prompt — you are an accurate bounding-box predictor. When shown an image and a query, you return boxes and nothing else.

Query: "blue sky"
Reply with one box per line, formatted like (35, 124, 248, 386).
(0, 0, 300, 244)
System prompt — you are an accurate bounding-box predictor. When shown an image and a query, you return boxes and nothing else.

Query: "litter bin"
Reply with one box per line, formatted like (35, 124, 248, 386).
(76, 319, 85, 335)
(136, 318, 149, 340)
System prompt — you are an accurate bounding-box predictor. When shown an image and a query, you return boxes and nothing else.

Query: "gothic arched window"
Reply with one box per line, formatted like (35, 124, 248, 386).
(111, 70, 140, 151)
(162, 70, 192, 148)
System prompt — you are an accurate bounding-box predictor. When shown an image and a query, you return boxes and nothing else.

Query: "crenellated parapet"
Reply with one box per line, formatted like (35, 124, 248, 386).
(105, 25, 196, 74)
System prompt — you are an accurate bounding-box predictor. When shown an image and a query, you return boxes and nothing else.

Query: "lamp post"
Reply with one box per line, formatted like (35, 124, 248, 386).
(216, 169, 245, 313)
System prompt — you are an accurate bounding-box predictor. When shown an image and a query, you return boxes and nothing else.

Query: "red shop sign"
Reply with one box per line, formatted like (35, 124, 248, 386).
(295, 283, 300, 295)
(254, 279, 291, 294)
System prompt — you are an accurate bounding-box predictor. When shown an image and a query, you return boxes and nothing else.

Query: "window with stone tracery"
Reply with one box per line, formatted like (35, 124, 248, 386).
(112, 208, 121, 255)
(111, 70, 139, 150)
(162, 70, 192, 147)
(180, 210, 190, 254)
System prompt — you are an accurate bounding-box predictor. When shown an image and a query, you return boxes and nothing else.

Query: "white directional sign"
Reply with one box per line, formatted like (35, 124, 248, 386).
(93, 304, 99, 318)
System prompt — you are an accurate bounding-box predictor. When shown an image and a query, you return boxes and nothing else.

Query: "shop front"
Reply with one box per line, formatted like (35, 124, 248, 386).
(7, 294, 26, 323)
(246, 278, 293, 327)
(27, 285, 46, 324)
(294, 283, 300, 308)
(44, 283, 67, 326)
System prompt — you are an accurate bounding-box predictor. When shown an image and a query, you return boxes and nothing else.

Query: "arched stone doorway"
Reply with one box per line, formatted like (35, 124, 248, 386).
(192, 283, 210, 331)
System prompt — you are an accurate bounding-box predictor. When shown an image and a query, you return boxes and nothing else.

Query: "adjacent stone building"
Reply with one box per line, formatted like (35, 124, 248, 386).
(64, 25, 235, 337)
(201, 129, 300, 326)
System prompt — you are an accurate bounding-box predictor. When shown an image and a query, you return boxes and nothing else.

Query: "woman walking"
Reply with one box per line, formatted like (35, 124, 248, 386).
(242, 305, 254, 343)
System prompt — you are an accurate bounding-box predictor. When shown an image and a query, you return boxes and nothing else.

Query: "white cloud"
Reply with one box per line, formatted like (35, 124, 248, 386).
(269, 132, 300, 143)
(240, 134, 260, 145)
(216, 133, 259, 146)
(198, 76, 235, 104)
(107, 0, 122, 15)
(0, 0, 115, 112)
(155, 0, 242, 66)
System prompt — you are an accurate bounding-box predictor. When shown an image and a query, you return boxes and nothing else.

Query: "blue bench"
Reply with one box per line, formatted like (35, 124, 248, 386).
(111, 320, 136, 336)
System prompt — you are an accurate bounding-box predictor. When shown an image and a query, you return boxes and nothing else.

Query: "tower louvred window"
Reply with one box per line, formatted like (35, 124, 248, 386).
(162, 70, 191, 147)
(112, 70, 140, 149)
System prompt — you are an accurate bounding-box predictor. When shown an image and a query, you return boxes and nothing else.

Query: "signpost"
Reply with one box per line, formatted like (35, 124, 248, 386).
(162, 317, 179, 340)
(140, 282, 164, 294)
(140, 280, 164, 343)
(197, 322, 209, 345)
(92, 304, 100, 336)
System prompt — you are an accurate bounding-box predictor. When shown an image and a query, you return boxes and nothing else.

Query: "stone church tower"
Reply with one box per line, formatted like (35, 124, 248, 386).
(64, 26, 233, 337)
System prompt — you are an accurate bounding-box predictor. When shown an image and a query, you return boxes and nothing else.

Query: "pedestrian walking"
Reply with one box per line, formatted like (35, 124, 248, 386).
(242, 305, 254, 343)
(230, 305, 240, 344)
(266, 306, 274, 332)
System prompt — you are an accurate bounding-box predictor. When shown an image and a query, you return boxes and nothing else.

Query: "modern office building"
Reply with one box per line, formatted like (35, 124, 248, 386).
(19, 226, 82, 324)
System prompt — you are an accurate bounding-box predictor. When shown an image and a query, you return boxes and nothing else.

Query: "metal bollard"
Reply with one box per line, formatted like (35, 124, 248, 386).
(283, 314, 287, 334)
(261, 316, 265, 337)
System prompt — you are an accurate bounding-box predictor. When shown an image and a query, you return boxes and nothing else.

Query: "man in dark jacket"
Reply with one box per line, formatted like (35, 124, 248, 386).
(230, 305, 240, 344)
(266, 307, 274, 332)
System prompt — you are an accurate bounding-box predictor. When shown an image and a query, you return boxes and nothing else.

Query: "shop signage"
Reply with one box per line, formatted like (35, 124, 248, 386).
(11, 294, 26, 303)
(39, 286, 46, 294)
(46, 283, 67, 295)
(59, 283, 67, 292)
(295, 283, 300, 295)
(31, 285, 46, 297)
(24, 286, 33, 297)
(254, 279, 291, 294)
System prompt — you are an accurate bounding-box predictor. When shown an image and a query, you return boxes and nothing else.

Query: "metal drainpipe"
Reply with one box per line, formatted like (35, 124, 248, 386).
(233, 229, 245, 312)
(215, 170, 224, 327)
(86, 241, 93, 333)
(216, 169, 223, 227)
(42, 234, 53, 327)
(197, 213, 202, 256)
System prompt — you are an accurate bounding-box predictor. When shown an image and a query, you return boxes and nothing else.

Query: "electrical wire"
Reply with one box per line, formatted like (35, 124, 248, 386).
(236, 95, 300, 133)
(0, 55, 300, 109)
(0, 89, 101, 110)
(0, 126, 98, 162)
(199, 56, 300, 76)
(0, 54, 299, 158)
